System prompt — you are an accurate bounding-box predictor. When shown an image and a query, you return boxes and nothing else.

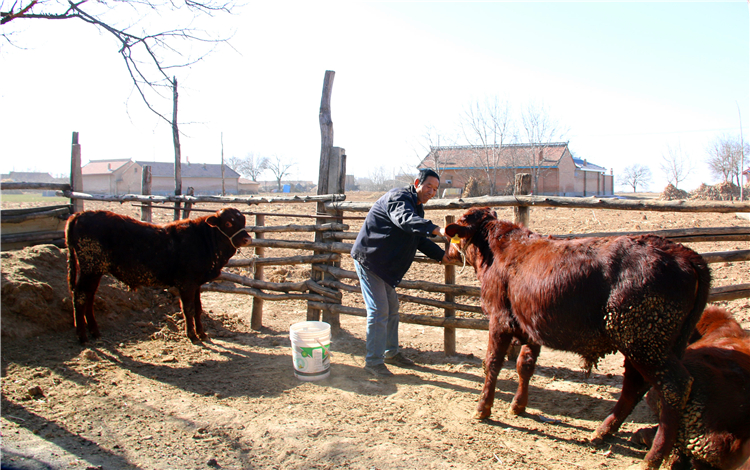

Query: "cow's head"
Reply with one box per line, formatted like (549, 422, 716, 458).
(443, 207, 498, 269)
(207, 208, 253, 249)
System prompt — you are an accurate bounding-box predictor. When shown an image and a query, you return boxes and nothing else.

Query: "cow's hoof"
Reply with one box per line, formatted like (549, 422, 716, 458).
(508, 402, 526, 416)
(473, 410, 491, 420)
(590, 431, 609, 446)
(198, 332, 209, 341)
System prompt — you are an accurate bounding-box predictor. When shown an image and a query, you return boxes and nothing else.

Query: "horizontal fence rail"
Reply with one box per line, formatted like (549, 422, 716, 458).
(328, 195, 750, 213)
(59, 190, 346, 205)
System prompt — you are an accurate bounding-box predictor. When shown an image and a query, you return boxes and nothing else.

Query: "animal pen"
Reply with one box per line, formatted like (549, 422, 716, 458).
(2, 70, 750, 356)
(3, 153, 750, 358)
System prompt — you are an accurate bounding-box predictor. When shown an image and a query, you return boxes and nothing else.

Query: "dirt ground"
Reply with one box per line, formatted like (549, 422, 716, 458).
(2, 193, 749, 470)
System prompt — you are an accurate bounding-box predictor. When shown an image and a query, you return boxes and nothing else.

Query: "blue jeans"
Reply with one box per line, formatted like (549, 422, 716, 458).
(353, 259, 401, 367)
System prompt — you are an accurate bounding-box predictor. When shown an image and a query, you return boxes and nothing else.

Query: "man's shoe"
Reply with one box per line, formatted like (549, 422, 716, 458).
(384, 352, 415, 367)
(364, 363, 394, 377)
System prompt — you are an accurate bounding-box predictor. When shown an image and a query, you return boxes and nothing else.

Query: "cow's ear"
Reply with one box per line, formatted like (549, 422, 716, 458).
(445, 223, 472, 239)
(206, 215, 220, 227)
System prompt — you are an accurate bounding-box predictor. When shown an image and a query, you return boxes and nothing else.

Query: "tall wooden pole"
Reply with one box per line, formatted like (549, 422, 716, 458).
(172, 77, 182, 221)
(308, 70, 336, 323)
(70, 132, 83, 213)
(221, 131, 226, 196)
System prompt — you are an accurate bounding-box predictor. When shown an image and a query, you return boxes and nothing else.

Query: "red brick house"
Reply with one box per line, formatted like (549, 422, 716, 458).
(418, 142, 613, 197)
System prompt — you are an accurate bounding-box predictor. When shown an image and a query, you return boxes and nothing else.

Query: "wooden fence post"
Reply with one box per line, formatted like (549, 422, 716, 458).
(514, 173, 532, 226)
(182, 187, 194, 219)
(251, 214, 265, 330)
(70, 132, 84, 213)
(307, 70, 335, 324)
(141, 165, 152, 222)
(444, 214, 456, 356)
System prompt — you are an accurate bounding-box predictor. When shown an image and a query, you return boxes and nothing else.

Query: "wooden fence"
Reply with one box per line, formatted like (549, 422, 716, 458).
(3, 174, 750, 354)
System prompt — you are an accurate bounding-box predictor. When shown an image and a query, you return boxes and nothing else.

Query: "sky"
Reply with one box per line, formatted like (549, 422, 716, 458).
(1, 1, 748, 192)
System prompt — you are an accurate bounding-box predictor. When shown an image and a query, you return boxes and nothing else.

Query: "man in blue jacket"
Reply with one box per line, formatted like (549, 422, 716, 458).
(351, 169, 449, 377)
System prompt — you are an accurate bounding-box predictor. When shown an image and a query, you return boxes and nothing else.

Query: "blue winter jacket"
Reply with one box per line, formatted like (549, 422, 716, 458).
(351, 185, 445, 287)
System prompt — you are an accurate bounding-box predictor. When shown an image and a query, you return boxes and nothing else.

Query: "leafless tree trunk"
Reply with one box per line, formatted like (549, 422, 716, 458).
(706, 135, 747, 185)
(226, 152, 268, 181)
(2, 0, 236, 131)
(172, 78, 182, 220)
(660, 143, 693, 189)
(617, 164, 653, 192)
(520, 102, 568, 194)
(267, 155, 296, 191)
(460, 97, 513, 196)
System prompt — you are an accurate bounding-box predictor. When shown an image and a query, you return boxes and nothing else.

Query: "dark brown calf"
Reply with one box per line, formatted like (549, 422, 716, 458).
(633, 306, 750, 469)
(66, 207, 252, 343)
(444, 207, 711, 469)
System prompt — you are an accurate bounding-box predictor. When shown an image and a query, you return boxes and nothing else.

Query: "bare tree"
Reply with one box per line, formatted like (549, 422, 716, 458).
(660, 143, 693, 189)
(366, 166, 391, 192)
(460, 97, 513, 196)
(519, 102, 569, 193)
(618, 164, 653, 192)
(706, 135, 748, 187)
(226, 152, 268, 181)
(266, 155, 296, 191)
(413, 125, 454, 181)
(2, 0, 236, 124)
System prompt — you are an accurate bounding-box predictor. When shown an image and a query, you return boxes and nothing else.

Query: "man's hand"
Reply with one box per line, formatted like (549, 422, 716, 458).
(441, 253, 458, 265)
(431, 226, 446, 237)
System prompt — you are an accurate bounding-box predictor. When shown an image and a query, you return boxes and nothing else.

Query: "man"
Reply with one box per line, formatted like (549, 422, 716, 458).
(351, 169, 450, 377)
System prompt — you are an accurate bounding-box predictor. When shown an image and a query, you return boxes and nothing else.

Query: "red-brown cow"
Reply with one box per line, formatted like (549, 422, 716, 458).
(444, 207, 711, 469)
(633, 306, 750, 469)
(65, 208, 252, 343)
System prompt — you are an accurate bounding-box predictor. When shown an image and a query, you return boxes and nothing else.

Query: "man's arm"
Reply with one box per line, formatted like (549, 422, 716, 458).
(386, 196, 438, 236)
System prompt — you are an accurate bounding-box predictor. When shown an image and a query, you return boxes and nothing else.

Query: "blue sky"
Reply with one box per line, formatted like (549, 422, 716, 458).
(1, 2, 748, 191)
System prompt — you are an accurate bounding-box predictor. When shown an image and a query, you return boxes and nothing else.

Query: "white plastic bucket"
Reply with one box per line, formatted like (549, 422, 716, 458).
(289, 321, 331, 381)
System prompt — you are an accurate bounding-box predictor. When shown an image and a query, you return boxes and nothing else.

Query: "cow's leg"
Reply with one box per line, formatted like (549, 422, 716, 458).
(638, 355, 693, 469)
(475, 316, 513, 419)
(592, 358, 650, 442)
(509, 342, 541, 415)
(179, 287, 200, 343)
(193, 289, 208, 340)
(73, 273, 102, 343)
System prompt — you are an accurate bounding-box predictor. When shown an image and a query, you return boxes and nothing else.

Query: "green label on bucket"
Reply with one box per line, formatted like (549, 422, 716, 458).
(299, 344, 329, 360)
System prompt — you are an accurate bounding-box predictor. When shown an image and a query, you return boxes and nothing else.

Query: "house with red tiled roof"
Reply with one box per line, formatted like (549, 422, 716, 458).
(418, 142, 613, 197)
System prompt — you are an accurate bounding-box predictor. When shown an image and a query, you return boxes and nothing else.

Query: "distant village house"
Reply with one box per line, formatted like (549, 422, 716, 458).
(418, 142, 613, 197)
(81, 159, 242, 196)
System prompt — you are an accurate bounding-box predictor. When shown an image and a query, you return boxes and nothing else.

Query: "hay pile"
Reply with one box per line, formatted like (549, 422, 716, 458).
(461, 177, 483, 198)
(1, 244, 175, 340)
(660, 184, 690, 201)
(690, 182, 742, 201)
(660, 182, 749, 201)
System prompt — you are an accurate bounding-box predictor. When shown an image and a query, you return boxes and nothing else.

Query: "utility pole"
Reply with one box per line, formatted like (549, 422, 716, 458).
(221, 132, 226, 196)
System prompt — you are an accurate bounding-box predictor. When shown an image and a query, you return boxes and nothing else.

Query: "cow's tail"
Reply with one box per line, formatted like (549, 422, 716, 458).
(65, 214, 79, 295)
(674, 255, 712, 356)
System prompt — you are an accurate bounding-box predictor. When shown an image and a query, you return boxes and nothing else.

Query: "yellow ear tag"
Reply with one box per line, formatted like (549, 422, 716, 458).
(451, 235, 461, 244)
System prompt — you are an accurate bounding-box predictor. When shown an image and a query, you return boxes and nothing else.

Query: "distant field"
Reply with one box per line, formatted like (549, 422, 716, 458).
(1, 193, 70, 204)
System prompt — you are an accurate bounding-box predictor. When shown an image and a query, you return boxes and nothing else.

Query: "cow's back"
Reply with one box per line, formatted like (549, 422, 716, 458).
(67, 211, 207, 289)
(487, 232, 709, 364)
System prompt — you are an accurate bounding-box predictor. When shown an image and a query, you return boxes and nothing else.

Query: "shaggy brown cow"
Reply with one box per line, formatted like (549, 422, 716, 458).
(66, 207, 252, 343)
(633, 306, 750, 469)
(444, 207, 711, 469)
